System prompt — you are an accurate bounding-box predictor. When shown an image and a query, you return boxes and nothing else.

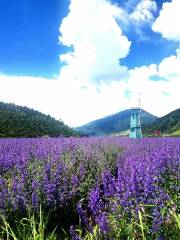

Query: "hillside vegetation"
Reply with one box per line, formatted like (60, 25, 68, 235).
(145, 108, 180, 136)
(0, 102, 78, 137)
(76, 109, 157, 136)
(76, 108, 180, 136)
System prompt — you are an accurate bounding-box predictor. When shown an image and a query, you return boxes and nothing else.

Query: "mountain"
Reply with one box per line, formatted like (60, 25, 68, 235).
(75, 109, 157, 136)
(145, 108, 180, 136)
(0, 102, 78, 137)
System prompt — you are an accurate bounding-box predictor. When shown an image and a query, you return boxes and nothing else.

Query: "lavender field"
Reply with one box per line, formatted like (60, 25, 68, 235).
(0, 137, 179, 239)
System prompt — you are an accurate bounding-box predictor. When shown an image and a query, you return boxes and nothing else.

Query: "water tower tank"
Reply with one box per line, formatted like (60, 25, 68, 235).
(129, 108, 142, 139)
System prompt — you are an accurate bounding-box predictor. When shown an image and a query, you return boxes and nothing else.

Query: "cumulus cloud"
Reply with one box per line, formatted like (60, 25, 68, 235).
(0, 73, 132, 127)
(0, 74, 62, 120)
(59, 0, 131, 85)
(1, 53, 179, 127)
(0, 0, 132, 126)
(115, 0, 157, 41)
(0, 0, 179, 127)
(123, 0, 180, 116)
(158, 54, 180, 78)
(125, 54, 180, 117)
(152, 0, 180, 42)
(129, 0, 157, 24)
(116, 0, 157, 27)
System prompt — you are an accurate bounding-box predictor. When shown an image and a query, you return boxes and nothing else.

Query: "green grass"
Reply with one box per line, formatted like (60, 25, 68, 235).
(110, 129, 129, 136)
(0, 207, 57, 240)
(171, 129, 180, 136)
(72, 205, 180, 240)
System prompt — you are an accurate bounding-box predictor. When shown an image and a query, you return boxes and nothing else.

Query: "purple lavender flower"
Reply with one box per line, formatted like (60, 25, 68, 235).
(96, 212, 109, 234)
(69, 225, 81, 240)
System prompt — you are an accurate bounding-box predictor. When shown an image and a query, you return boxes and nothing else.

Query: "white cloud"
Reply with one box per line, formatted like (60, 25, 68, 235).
(146, 0, 180, 116)
(152, 0, 180, 42)
(59, 0, 131, 85)
(0, 73, 130, 127)
(116, 0, 157, 27)
(129, 0, 157, 24)
(0, 0, 179, 127)
(115, 0, 157, 41)
(125, 54, 180, 117)
(158, 54, 180, 78)
(0, 0, 132, 127)
(0, 74, 62, 120)
(1, 52, 179, 127)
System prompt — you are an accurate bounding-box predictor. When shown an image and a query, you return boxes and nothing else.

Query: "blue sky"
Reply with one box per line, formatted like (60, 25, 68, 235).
(0, 0, 176, 76)
(0, 0, 180, 126)
(0, 0, 69, 77)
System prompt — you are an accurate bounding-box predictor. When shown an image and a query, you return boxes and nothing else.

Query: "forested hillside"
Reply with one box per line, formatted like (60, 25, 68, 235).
(0, 102, 78, 137)
(76, 109, 157, 136)
(145, 108, 180, 135)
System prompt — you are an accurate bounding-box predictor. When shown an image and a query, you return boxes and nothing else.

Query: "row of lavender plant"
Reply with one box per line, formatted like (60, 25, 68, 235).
(73, 137, 180, 239)
(0, 137, 179, 239)
(0, 137, 122, 236)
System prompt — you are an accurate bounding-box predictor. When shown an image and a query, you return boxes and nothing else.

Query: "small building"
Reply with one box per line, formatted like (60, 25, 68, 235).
(129, 108, 142, 139)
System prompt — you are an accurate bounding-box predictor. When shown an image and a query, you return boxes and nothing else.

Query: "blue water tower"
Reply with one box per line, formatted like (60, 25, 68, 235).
(129, 108, 142, 139)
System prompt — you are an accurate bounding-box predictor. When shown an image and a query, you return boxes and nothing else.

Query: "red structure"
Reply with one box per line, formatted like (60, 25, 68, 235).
(153, 130, 161, 136)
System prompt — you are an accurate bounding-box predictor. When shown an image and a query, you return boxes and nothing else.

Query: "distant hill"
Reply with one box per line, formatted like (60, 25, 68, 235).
(145, 108, 180, 136)
(0, 102, 78, 137)
(75, 109, 157, 136)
